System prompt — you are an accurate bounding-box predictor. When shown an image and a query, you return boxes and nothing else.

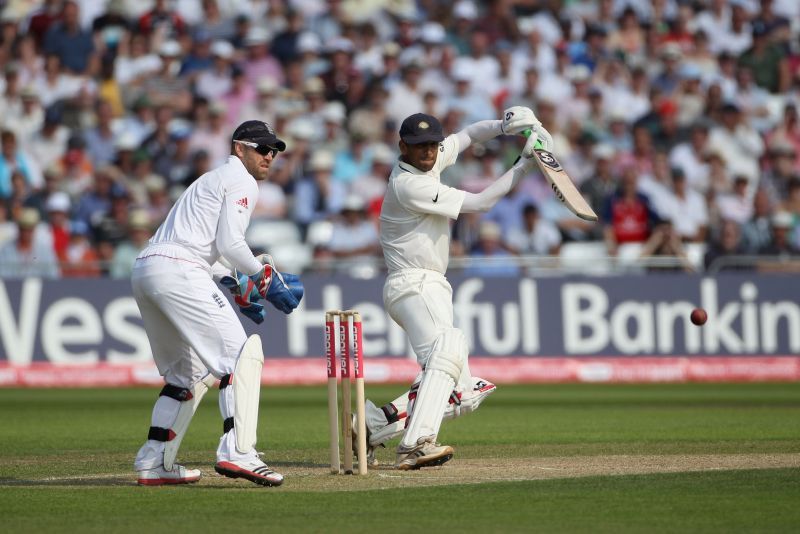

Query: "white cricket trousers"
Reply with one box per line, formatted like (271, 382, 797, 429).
(132, 253, 252, 470)
(382, 268, 471, 388)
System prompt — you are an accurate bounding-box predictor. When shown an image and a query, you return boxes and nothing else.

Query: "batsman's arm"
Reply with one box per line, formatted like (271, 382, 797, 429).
(453, 120, 504, 154)
(460, 160, 534, 214)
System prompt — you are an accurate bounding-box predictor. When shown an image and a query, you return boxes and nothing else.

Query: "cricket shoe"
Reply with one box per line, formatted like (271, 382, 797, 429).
(351, 413, 382, 467)
(394, 440, 454, 471)
(137, 464, 201, 486)
(214, 457, 284, 487)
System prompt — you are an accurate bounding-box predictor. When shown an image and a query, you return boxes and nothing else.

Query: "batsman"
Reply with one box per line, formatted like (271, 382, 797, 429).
(368, 107, 553, 469)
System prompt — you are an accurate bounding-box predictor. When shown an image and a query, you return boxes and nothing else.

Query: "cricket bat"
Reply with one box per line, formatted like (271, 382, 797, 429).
(522, 130, 598, 222)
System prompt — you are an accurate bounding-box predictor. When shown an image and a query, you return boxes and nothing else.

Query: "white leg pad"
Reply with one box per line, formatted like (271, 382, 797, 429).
(400, 328, 467, 448)
(163, 374, 216, 470)
(234, 335, 264, 453)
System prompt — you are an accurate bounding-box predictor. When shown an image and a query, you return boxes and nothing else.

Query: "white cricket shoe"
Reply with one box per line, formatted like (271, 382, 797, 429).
(137, 464, 201, 486)
(394, 439, 454, 470)
(214, 457, 284, 487)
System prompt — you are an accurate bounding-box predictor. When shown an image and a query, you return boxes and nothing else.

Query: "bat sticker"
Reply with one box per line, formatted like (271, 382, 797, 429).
(535, 149, 563, 171)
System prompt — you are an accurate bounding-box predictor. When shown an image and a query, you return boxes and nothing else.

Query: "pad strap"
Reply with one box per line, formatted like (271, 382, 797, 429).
(381, 403, 399, 424)
(223, 417, 234, 434)
(219, 374, 233, 389)
(160, 384, 193, 401)
(148, 426, 176, 441)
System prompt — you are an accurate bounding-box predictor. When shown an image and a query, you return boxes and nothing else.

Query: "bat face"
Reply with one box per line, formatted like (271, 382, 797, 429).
(534, 149, 598, 222)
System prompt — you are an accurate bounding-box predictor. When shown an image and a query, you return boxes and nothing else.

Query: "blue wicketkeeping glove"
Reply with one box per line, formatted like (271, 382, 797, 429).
(265, 269, 304, 314)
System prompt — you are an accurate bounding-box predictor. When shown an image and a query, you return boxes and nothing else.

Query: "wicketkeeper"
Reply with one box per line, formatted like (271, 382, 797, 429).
(366, 107, 553, 469)
(132, 121, 304, 487)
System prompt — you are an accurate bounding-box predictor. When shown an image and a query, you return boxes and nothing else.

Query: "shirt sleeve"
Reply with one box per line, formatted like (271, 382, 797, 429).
(395, 174, 465, 220)
(432, 134, 460, 174)
(216, 175, 262, 276)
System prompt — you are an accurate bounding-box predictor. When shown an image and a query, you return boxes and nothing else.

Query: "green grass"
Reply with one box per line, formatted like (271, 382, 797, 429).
(0, 383, 799, 532)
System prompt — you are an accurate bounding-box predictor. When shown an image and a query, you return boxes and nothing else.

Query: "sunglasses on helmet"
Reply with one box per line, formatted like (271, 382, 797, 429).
(234, 140, 279, 157)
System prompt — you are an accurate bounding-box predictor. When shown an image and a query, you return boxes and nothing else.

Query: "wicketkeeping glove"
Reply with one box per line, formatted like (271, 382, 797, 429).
(501, 106, 540, 135)
(219, 275, 266, 324)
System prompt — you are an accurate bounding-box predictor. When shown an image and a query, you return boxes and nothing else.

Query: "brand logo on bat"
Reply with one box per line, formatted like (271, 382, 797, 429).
(535, 149, 562, 171)
(551, 183, 565, 202)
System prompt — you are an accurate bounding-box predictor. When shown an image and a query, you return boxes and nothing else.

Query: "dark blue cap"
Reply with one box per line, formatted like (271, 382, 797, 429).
(399, 113, 444, 144)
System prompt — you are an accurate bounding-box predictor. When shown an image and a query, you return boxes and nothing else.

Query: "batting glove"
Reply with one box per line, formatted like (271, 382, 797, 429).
(501, 106, 540, 135)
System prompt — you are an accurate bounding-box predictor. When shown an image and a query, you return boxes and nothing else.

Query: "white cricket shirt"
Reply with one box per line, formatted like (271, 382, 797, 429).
(141, 155, 262, 275)
(379, 135, 465, 274)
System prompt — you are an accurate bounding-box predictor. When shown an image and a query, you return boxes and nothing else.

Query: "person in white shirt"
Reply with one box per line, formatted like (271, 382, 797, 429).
(132, 120, 303, 487)
(362, 108, 551, 469)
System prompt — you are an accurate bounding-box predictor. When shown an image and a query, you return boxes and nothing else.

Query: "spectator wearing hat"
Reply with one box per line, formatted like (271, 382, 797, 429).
(242, 26, 284, 88)
(108, 209, 152, 279)
(319, 37, 360, 104)
(720, 3, 754, 56)
(196, 40, 237, 100)
(29, 54, 77, 109)
(143, 40, 192, 113)
(738, 21, 790, 94)
(0, 63, 23, 121)
(465, 221, 520, 277)
(350, 142, 395, 214)
(189, 102, 231, 167)
(756, 211, 800, 272)
(446, 62, 496, 126)
(139, 104, 177, 173)
(761, 139, 798, 204)
(651, 43, 684, 96)
(348, 84, 390, 144)
(0, 129, 42, 199)
(61, 219, 100, 277)
(116, 96, 155, 145)
(0, 207, 59, 278)
(352, 23, 385, 77)
(236, 77, 279, 128)
(44, 190, 72, 260)
(318, 102, 348, 154)
(42, 1, 96, 75)
(673, 63, 706, 128)
(3, 85, 43, 144)
(157, 127, 194, 186)
(194, 0, 236, 42)
(446, 1, 479, 55)
(451, 30, 500, 93)
(661, 167, 709, 242)
(293, 150, 346, 234)
(385, 59, 427, 127)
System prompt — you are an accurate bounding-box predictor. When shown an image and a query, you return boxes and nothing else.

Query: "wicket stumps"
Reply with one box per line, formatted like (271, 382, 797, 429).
(325, 310, 368, 475)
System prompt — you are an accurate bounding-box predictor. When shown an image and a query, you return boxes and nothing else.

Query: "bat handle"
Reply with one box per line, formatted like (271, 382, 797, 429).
(521, 129, 544, 149)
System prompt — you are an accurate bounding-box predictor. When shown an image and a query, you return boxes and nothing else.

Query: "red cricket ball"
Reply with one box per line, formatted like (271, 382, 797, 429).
(690, 308, 708, 326)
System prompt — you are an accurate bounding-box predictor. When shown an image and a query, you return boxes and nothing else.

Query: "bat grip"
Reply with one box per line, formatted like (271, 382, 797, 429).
(522, 128, 544, 149)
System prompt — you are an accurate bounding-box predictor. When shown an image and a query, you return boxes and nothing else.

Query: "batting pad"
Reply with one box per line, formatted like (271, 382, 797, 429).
(164, 374, 216, 471)
(234, 335, 264, 453)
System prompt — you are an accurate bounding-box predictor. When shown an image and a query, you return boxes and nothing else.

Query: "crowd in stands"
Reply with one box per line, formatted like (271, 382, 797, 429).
(1, 0, 800, 278)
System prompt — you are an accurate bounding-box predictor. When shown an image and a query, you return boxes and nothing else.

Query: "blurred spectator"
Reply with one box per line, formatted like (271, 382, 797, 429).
(465, 221, 520, 277)
(109, 209, 152, 279)
(28, 107, 69, 173)
(0, 129, 42, 199)
(61, 219, 100, 277)
(137, 0, 187, 37)
(742, 189, 776, 254)
(196, 40, 236, 100)
(332, 132, 372, 184)
(85, 99, 120, 166)
(241, 27, 284, 88)
(716, 175, 755, 225)
(707, 102, 764, 188)
(704, 219, 747, 272)
(738, 21, 789, 93)
(669, 121, 712, 194)
(603, 164, 660, 255)
(506, 203, 562, 255)
(44, 191, 71, 261)
(326, 195, 380, 268)
(293, 150, 346, 233)
(385, 61, 426, 128)
(114, 32, 162, 87)
(767, 103, 800, 169)
(639, 222, 695, 272)
(350, 143, 394, 212)
(756, 211, 800, 272)
(43, 1, 96, 75)
(659, 167, 709, 242)
(0, 207, 59, 278)
(144, 40, 192, 113)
